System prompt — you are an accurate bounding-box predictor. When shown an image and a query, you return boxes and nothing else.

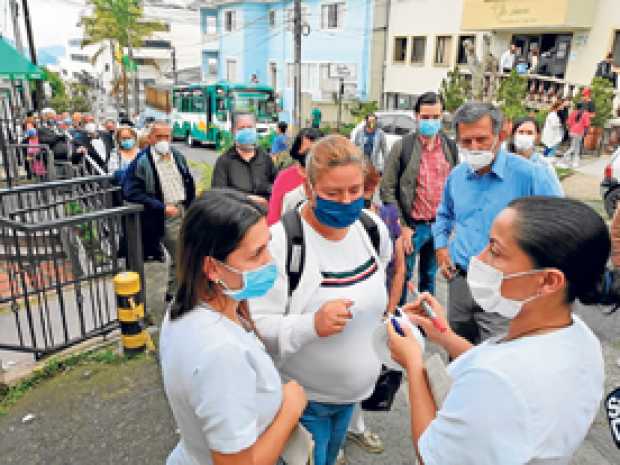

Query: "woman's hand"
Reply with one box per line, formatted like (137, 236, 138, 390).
(402, 292, 453, 345)
(387, 321, 424, 372)
(282, 380, 307, 419)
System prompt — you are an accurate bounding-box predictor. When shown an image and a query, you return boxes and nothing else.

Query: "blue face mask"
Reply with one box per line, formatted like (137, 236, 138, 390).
(219, 260, 277, 301)
(314, 194, 365, 229)
(418, 119, 441, 137)
(25, 128, 37, 138)
(64, 118, 72, 125)
(120, 139, 136, 150)
(235, 127, 257, 146)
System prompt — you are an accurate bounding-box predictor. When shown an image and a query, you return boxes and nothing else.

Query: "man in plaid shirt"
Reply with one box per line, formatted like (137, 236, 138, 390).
(380, 92, 458, 303)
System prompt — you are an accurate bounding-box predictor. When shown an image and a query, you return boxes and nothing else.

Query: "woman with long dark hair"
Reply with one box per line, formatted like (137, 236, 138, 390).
(160, 189, 307, 465)
(389, 197, 607, 465)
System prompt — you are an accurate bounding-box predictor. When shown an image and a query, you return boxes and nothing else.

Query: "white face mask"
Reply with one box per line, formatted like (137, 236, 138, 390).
(459, 139, 497, 171)
(513, 134, 536, 152)
(153, 140, 170, 155)
(467, 256, 543, 319)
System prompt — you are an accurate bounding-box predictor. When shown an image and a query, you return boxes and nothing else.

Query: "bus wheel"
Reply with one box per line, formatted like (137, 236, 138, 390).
(186, 133, 199, 148)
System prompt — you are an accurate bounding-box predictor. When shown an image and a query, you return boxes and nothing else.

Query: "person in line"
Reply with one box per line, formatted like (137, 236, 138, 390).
(212, 112, 276, 204)
(595, 52, 618, 88)
(251, 135, 393, 465)
(433, 102, 562, 344)
(378, 203, 406, 314)
(108, 126, 139, 184)
(499, 43, 517, 73)
(509, 116, 563, 194)
(124, 121, 195, 296)
(100, 118, 117, 162)
(542, 100, 565, 157)
(267, 128, 323, 225)
(37, 108, 71, 166)
(271, 121, 290, 165)
(353, 114, 388, 174)
(389, 196, 606, 465)
(73, 122, 107, 171)
(561, 102, 591, 169)
(311, 107, 322, 129)
(381, 92, 458, 303)
(160, 190, 307, 465)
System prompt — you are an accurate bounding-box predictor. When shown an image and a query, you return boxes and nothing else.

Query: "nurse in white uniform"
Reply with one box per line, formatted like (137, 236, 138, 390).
(160, 189, 307, 465)
(389, 196, 607, 465)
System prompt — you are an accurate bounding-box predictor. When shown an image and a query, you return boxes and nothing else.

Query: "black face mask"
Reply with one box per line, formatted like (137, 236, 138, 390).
(364, 198, 372, 209)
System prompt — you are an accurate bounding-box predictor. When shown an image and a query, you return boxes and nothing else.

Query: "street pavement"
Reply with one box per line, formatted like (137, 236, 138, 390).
(0, 147, 619, 464)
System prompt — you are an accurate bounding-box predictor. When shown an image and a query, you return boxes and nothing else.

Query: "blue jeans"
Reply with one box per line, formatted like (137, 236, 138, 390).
(400, 222, 437, 305)
(300, 401, 355, 465)
(544, 144, 559, 157)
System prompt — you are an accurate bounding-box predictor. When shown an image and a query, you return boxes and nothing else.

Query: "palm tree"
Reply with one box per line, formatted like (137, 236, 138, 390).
(79, 0, 167, 115)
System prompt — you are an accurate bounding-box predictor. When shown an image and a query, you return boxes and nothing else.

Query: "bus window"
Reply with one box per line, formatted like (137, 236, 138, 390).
(181, 92, 192, 112)
(192, 90, 205, 113)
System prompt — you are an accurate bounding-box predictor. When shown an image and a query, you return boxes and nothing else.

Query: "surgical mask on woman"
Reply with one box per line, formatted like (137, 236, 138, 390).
(513, 134, 536, 152)
(313, 192, 365, 229)
(467, 256, 544, 319)
(120, 139, 136, 150)
(217, 260, 277, 301)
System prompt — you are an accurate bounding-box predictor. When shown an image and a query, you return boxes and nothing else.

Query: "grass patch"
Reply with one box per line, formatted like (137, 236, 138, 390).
(555, 166, 574, 180)
(0, 346, 134, 416)
(187, 160, 214, 196)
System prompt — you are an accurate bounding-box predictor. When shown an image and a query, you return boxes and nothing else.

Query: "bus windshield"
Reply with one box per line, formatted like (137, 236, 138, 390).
(229, 89, 277, 122)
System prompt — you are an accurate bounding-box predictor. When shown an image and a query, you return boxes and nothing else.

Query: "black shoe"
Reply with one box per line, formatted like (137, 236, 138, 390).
(164, 293, 174, 304)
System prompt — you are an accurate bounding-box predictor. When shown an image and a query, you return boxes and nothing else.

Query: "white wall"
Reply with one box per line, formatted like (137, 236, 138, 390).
(384, 0, 484, 96)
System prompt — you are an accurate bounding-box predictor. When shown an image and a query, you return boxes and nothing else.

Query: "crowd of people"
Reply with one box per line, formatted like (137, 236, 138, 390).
(21, 91, 617, 465)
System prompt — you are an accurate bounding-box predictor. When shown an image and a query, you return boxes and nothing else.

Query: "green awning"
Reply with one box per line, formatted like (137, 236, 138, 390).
(0, 37, 44, 81)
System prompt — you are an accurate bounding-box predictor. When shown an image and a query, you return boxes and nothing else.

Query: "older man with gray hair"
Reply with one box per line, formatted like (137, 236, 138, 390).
(432, 102, 562, 344)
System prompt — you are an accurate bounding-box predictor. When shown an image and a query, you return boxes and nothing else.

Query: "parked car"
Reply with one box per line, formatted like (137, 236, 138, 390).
(601, 147, 620, 217)
(350, 111, 417, 153)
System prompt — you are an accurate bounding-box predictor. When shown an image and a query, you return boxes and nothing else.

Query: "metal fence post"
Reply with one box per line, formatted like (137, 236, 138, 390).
(124, 209, 145, 312)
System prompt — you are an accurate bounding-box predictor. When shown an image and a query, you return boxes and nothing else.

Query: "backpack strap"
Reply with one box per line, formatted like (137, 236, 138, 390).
(359, 211, 380, 255)
(282, 209, 305, 297)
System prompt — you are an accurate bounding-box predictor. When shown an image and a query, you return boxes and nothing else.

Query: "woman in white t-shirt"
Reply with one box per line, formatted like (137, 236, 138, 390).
(251, 135, 392, 465)
(388, 196, 608, 465)
(159, 189, 307, 465)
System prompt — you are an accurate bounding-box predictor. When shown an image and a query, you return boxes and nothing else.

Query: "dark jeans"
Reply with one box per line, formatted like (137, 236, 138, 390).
(448, 271, 510, 344)
(400, 221, 437, 305)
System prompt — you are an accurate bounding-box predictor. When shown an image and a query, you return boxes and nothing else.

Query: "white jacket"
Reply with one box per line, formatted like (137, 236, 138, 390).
(542, 111, 564, 148)
(249, 210, 392, 366)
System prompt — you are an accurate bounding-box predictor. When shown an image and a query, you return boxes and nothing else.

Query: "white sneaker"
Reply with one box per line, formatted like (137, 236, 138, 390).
(336, 449, 346, 465)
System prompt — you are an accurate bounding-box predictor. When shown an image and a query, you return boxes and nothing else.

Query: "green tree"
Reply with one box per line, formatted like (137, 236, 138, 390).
(349, 100, 379, 124)
(80, 0, 167, 114)
(440, 66, 467, 113)
(580, 77, 615, 128)
(497, 70, 528, 121)
(44, 67, 66, 97)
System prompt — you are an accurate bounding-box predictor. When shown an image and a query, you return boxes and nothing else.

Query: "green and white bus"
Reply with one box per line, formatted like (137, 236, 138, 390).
(157, 82, 278, 149)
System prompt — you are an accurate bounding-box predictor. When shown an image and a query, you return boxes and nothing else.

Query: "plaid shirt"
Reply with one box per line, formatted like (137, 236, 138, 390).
(410, 137, 450, 221)
(153, 153, 186, 205)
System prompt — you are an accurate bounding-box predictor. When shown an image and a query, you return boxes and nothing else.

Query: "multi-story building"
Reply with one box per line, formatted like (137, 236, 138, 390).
(200, 0, 387, 125)
(384, 0, 620, 110)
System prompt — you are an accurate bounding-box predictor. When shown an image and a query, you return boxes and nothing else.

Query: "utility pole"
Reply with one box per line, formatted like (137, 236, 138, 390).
(380, 0, 391, 109)
(171, 46, 177, 85)
(129, 44, 140, 117)
(293, 0, 302, 131)
(337, 78, 344, 131)
(22, 0, 41, 110)
(8, 0, 32, 112)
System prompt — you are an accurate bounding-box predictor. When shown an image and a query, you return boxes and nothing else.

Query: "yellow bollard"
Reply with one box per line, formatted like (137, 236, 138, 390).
(113, 272, 154, 356)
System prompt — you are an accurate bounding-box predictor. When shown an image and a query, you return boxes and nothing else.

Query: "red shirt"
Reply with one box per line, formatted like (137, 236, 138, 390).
(267, 165, 304, 225)
(567, 110, 591, 137)
(410, 137, 451, 221)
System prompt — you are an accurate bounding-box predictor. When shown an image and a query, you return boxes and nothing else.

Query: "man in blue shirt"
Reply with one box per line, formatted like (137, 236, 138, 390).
(432, 102, 562, 344)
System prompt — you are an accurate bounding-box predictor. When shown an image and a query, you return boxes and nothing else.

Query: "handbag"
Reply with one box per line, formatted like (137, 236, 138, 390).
(361, 365, 403, 411)
(281, 423, 314, 465)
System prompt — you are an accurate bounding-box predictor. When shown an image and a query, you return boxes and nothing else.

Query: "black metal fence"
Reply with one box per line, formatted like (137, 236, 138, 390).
(0, 175, 144, 360)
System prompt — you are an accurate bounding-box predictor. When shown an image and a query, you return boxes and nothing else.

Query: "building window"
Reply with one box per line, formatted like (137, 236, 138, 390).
(434, 35, 452, 66)
(410, 36, 426, 64)
(224, 10, 236, 32)
(457, 35, 476, 65)
(226, 59, 237, 81)
(208, 58, 218, 76)
(205, 16, 217, 35)
(68, 38, 82, 47)
(321, 3, 345, 30)
(269, 10, 276, 28)
(143, 39, 171, 49)
(613, 30, 620, 67)
(393, 37, 407, 63)
(70, 54, 89, 63)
